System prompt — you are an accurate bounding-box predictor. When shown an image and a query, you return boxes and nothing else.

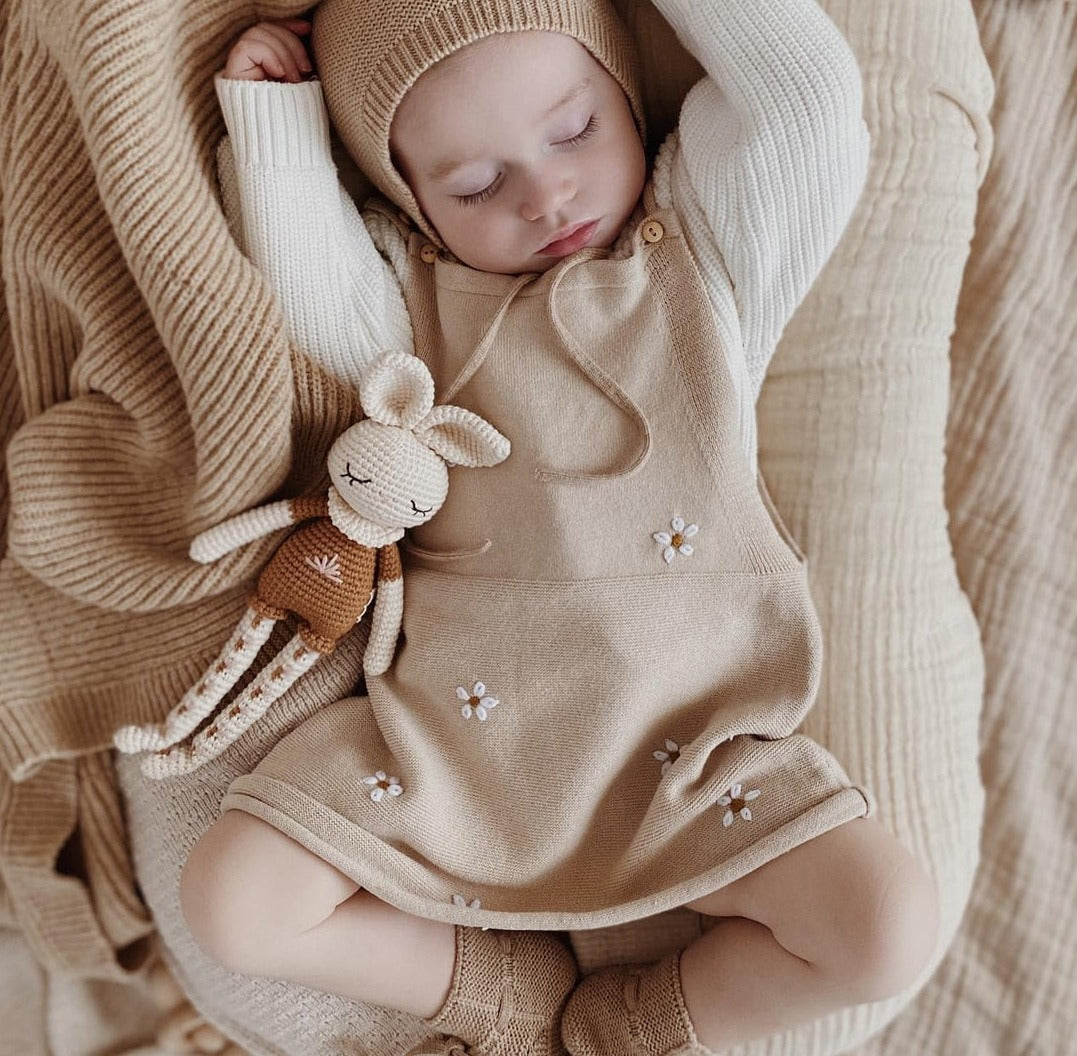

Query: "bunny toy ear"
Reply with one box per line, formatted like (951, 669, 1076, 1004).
(360, 351, 435, 429)
(415, 405, 511, 468)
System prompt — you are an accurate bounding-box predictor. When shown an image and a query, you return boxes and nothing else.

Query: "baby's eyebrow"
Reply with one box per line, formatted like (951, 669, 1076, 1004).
(428, 78, 592, 183)
(540, 77, 591, 121)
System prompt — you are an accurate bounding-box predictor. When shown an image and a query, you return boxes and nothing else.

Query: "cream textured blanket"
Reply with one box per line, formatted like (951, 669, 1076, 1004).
(3, 0, 1072, 1054)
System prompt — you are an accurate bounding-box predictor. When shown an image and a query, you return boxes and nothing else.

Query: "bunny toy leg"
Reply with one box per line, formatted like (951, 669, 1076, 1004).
(114, 606, 277, 755)
(141, 631, 321, 779)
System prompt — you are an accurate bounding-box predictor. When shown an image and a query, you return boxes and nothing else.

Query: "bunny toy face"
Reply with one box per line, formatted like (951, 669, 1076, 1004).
(322, 350, 511, 540)
(326, 350, 511, 535)
(328, 421, 450, 530)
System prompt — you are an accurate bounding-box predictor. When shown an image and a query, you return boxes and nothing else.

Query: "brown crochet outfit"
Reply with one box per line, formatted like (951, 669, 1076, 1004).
(253, 495, 402, 653)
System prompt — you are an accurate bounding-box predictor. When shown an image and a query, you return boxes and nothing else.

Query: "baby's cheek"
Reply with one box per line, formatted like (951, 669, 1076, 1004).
(455, 221, 516, 272)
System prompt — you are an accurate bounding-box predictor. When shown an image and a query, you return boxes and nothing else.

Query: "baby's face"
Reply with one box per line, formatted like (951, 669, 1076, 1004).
(390, 31, 646, 275)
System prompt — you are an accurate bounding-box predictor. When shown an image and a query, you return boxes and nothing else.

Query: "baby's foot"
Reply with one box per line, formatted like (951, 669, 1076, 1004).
(425, 927, 577, 1056)
(561, 954, 711, 1055)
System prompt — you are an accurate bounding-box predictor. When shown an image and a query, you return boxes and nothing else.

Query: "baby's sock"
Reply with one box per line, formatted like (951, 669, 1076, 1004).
(422, 926, 578, 1056)
(561, 953, 712, 1056)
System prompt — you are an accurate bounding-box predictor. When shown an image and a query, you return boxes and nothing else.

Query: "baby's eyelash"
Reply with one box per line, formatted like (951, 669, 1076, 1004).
(457, 175, 503, 207)
(560, 114, 599, 146)
(341, 463, 371, 486)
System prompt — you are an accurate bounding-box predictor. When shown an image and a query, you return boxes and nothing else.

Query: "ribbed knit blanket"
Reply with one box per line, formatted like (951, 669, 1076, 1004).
(0, 0, 365, 979)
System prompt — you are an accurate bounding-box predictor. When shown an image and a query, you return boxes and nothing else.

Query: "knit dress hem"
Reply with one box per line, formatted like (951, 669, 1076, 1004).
(221, 776, 871, 930)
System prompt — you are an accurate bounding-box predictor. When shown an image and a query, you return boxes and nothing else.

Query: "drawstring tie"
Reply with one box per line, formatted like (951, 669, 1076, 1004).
(540, 254, 652, 482)
(440, 254, 652, 482)
(440, 273, 535, 404)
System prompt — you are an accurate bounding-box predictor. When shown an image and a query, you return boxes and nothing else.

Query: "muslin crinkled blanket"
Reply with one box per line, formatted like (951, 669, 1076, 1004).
(4, 0, 1075, 1054)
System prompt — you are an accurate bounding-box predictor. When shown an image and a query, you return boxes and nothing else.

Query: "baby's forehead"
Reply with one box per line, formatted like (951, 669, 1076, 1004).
(407, 29, 596, 99)
(393, 32, 602, 149)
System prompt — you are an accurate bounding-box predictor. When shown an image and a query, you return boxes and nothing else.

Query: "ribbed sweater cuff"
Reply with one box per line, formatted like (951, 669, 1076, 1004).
(214, 75, 332, 168)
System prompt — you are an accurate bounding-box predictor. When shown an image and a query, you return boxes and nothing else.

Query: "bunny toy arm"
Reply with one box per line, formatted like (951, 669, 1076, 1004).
(190, 496, 327, 563)
(364, 542, 404, 677)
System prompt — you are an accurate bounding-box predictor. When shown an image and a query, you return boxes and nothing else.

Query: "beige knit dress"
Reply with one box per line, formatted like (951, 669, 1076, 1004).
(223, 188, 871, 930)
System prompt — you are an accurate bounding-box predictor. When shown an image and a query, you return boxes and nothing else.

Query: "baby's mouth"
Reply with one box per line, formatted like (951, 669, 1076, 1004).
(539, 219, 599, 257)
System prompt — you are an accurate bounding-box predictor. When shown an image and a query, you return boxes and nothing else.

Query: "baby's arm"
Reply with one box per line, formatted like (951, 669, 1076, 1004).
(216, 24, 412, 392)
(651, 0, 870, 443)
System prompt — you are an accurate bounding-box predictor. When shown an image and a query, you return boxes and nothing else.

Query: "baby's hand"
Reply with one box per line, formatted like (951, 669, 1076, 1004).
(224, 19, 313, 82)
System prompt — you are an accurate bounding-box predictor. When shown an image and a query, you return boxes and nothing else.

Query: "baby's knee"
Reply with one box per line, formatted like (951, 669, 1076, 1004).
(180, 811, 336, 977)
(839, 835, 940, 1003)
(180, 815, 269, 975)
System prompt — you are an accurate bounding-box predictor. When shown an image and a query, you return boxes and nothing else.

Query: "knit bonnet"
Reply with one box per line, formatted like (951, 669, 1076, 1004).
(311, 0, 645, 243)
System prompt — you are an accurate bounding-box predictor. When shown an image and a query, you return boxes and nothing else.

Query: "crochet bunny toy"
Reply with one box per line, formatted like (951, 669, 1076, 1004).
(114, 351, 510, 779)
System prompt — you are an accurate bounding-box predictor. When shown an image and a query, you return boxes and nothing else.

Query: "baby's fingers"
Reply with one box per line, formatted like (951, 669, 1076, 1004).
(259, 21, 314, 77)
(225, 34, 290, 81)
(224, 23, 310, 82)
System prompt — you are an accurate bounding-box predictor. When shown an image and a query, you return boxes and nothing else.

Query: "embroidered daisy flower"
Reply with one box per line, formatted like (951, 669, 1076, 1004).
(718, 783, 761, 827)
(652, 739, 682, 774)
(362, 771, 403, 803)
(452, 893, 482, 910)
(653, 516, 699, 564)
(456, 681, 499, 721)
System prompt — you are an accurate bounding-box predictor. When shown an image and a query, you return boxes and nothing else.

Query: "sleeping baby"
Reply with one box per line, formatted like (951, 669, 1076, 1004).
(176, 1, 940, 1053)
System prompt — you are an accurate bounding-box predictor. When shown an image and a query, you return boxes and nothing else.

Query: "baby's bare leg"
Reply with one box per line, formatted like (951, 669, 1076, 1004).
(183, 811, 578, 1054)
(563, 817, 938, 1054)
(180, 811, 455, 1018)
(679, 817, 939, 1049)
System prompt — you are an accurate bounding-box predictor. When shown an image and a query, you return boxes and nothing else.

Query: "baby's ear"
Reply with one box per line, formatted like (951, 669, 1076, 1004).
(360, 351, 434, 428)
(415, 406, 510, 468)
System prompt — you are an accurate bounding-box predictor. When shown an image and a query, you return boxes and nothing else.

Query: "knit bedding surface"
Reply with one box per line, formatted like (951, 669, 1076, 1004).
(0, 0, 1012, 1055)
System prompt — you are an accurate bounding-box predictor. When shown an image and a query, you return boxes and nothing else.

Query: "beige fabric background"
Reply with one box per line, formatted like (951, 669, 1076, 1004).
(2, 0, 1075, 1054)
(859, 2, 1077, 1052)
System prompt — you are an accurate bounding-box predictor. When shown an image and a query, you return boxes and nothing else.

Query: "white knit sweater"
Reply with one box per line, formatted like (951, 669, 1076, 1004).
(215, 0, 869, 465)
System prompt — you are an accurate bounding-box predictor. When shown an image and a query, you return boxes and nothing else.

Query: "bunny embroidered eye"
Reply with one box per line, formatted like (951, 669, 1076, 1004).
(411, 500, 433, 516)
(341, 463, 372, 486)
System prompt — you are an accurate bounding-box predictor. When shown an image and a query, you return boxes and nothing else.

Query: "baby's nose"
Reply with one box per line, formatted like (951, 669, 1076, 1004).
(519, 170, 576, 222)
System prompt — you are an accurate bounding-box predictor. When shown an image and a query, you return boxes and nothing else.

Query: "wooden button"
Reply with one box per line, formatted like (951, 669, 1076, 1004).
(641, 219, 665, 244)
(420, 243, 439, 264)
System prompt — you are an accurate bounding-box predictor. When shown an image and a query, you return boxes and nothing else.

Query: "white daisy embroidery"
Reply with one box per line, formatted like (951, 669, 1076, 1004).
(653, 516, 699, 564)
(456, 681, 499, 721)
(652, 739, 682, 774)
(362, 771, 403, 803)
(452, 893, 482, 910)
(718, 783, 761, 827)
(305, 553, 344, 584)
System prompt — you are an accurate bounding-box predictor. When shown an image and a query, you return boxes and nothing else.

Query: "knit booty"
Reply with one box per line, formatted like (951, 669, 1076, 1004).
(423, 926, 578, 1056)
(405, 1038, 468, 1055)
(561, 954, 712, 1056)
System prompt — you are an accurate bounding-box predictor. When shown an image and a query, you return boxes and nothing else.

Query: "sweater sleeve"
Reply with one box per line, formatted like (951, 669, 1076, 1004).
(649, 0, 870, 447)
(214, 77, 413, 392)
